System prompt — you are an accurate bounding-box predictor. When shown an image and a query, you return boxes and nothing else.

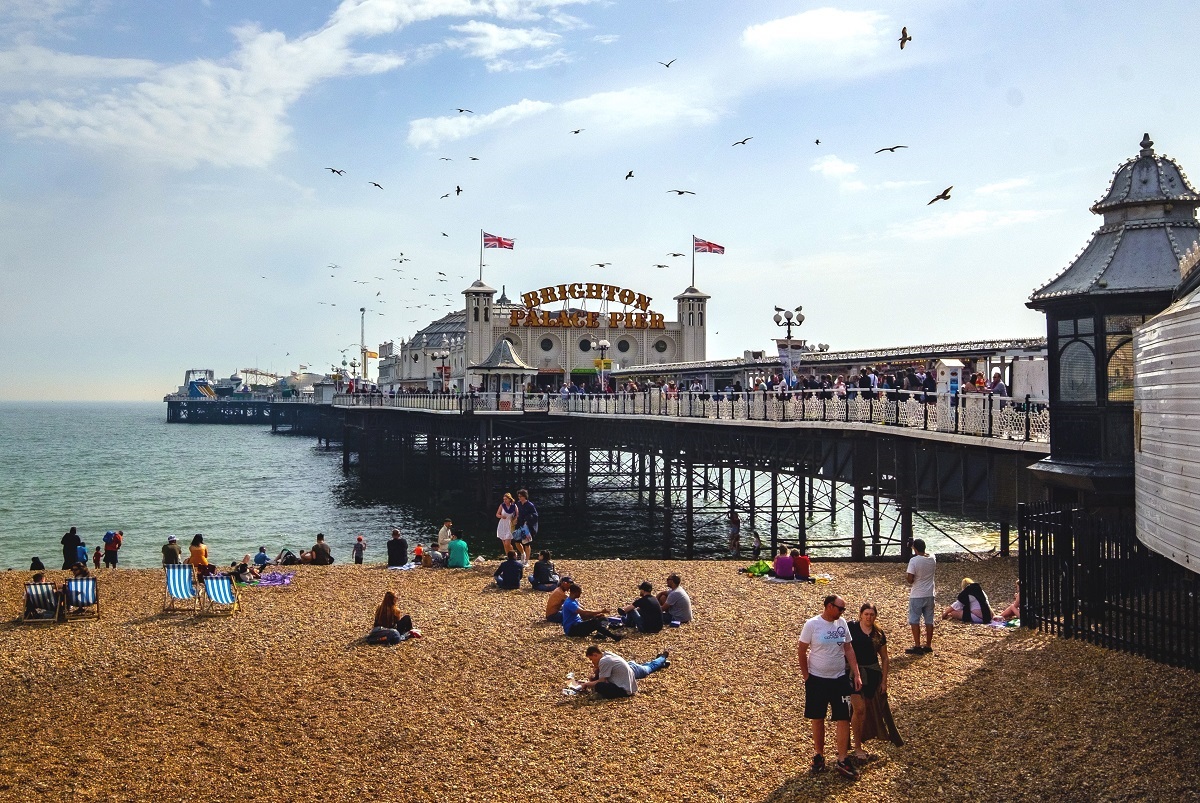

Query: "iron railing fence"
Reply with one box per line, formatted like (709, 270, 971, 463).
(332, 389, 1050, 442)
(1019, 502, 1200, 671)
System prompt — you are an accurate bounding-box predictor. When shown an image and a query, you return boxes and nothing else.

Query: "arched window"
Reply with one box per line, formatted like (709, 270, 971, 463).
(698, 313, 703, 327)
(484, 308, 489, 322)
(473, 307, 479, 322)
(689, 312, 694, 325)
(1059, 340, 1096, 403)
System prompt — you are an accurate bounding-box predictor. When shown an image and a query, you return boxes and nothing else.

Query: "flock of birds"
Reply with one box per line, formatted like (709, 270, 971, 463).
(288, 25, 945, 368)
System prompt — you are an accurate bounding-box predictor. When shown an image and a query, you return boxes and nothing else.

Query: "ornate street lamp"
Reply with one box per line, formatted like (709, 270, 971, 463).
(589, 337, 611, 392)
(425, 335, 450, 392)
(773, 306, 804, 386)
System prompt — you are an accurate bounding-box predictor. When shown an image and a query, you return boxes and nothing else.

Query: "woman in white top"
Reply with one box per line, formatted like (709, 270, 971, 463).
(496, 492, 518, 556)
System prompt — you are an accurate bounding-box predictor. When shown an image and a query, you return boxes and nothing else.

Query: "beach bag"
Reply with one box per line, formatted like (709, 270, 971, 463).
(103, 532, 115, 545)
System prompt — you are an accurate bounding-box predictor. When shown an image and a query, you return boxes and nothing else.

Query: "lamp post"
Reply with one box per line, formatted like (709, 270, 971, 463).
(589, 337, 611, 392)
(359, 307, 368, 385)
(425, 337, 450, 392)
(773, 306, 804, 387)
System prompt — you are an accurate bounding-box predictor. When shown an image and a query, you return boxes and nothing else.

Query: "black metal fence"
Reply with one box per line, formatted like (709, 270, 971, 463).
(1019, 502, 1200, 670)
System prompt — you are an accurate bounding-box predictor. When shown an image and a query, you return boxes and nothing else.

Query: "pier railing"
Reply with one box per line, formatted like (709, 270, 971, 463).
(334, 389, 1049, 442)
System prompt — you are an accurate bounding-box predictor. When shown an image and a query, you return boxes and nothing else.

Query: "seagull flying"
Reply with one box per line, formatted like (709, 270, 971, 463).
(732, 137, 753, 146)
(456, 108, 473, 114)
(439, 157, 452, 161)
(875, 145, 908, 154)
(668, 189, 695, 195)
(437, 272, 447, 276)
(442, 232, 449, 237)
(658, 59, 676, 68)
(455, 185, 463, 195)
(570, 129, 584, 134)
(653, 264, 670, 269)
(814, 139, 821, 145)
(592, 263, 611, 268)
(369, 182, 383, 189)
(325, 167, 345, 175)
(667, 252, 685, 257)
(440, 193, 450, 199)
(899, 27, 912, 50)
(927, 186, 953, 205)
(625, 171, 634, 180)
(469, 156, 479, 161)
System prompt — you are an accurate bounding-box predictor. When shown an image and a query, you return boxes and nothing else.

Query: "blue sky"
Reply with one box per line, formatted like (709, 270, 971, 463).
(1, 0, 1198, 400)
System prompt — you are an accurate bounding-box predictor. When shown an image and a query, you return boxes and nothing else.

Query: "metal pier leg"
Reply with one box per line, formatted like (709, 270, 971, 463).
(661, 454, 673, 558)
(900, 497, 914, 561)
(852, 484, 865, 560)
(1000, 520, 1011, 557)
(830, 480, 838, 524)
(685, 457, 694, 559)
(748, 469, 757, 530)
(648, 451, 657, 518)
(770, 467, 779, 556)
(872, 486, 882, 557)
(799, 468, 808, 552)
(807, 475, 814, 515)
(638, 451, 646, 500)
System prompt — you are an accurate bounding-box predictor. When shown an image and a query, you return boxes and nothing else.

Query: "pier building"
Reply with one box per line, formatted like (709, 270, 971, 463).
(375, 280, 709, 393)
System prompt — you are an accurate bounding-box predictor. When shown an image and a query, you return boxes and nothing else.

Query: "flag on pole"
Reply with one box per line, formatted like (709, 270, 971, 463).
(483, 232, 515, 249)
(693, 236, 724, 254)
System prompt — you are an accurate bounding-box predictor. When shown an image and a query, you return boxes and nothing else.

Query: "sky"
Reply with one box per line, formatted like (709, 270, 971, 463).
(1, 0, 1198, 400)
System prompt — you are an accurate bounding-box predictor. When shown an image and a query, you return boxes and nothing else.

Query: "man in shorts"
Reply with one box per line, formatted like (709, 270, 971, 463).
(798, 594, 862, 780)
(905, 538, 937, 654)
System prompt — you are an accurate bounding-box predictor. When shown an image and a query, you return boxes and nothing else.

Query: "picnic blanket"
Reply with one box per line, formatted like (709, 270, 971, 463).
(387, 562, 421, 571)
(257, 571, 295, 587)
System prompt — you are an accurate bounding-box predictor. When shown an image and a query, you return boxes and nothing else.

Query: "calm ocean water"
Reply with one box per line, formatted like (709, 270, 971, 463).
(0, 402, 1000, 570)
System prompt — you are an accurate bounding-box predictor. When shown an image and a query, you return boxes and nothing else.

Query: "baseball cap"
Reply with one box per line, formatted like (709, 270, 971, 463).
(167, 535, 177, 543)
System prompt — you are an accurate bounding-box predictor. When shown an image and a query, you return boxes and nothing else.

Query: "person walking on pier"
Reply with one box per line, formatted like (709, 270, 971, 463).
(905, 539, 937, 654)
(798, 594, 862, 780)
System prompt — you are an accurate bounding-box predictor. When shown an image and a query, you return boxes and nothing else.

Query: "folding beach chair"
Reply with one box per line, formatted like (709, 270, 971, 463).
(21, 582, 61, 624)
(199, 575, 240, 616)
(164, 564, 199, 613)
(62, 577, 100, 621)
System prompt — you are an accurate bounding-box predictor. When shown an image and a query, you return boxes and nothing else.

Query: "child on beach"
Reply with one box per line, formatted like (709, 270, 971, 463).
(352, 535, 366, 565)
(92, 546, 103, 569)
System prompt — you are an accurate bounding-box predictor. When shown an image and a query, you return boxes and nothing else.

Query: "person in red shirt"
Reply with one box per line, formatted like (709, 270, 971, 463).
(792, 548, 812, 581)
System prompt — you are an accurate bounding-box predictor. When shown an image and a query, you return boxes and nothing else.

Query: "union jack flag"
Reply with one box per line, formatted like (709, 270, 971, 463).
(693, 236, 724, 254)
(483, 232, 515, 249)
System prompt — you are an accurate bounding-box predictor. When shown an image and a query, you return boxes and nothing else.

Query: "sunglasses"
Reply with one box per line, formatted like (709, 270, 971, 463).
(831, 604, 846, 612)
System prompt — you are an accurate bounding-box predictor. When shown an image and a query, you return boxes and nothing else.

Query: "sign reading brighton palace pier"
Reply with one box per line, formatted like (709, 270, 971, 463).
(511, 282, 666, 329)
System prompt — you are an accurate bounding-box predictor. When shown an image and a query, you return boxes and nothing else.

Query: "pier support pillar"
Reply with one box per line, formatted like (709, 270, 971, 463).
(872, 486, 882, 557)
(748, 469, 756, 529)
(900, 498, 914, 561)
(770, 467, 779, 556)
(852, 484, 866, 560)
(661, 454, 674, 558)
(1000, 520, 1011, 557)
(685, 457, 694, 559)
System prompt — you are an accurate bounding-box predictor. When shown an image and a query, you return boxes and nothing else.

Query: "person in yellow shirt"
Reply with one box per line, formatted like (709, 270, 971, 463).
(188, 533, 210, 567)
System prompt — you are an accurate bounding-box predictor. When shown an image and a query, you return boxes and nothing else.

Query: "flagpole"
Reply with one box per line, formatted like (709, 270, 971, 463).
(691, 235, 696, 287)
(479, 229, 484, 282)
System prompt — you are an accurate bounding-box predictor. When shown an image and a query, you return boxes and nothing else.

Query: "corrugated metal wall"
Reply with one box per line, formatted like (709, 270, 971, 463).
(1134, 288, 1200, 572)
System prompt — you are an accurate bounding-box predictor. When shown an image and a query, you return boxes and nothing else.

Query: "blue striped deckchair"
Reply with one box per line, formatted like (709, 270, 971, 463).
(199, 575, 240, 616)
(63, 577, 100, 621)
(164, 564, 198, 612)
(22, 582, 61, 624)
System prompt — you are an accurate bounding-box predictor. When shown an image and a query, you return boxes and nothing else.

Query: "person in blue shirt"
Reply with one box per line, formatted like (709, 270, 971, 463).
(513, 489, 538, 563)
(561, 583, 621, 641)
(494, 551, 523, 589)
(252, 547, 271, 568)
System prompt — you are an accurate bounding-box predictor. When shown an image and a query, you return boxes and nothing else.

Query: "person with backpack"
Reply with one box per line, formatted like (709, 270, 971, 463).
(102, 530, 123, 568)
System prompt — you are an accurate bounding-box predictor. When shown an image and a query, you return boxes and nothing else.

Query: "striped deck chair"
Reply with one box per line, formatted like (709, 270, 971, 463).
(199, 575, 240, 616)
(63, 577, 100, 621)
(22, 582, 61, 624)
(164, 564, 199, 612)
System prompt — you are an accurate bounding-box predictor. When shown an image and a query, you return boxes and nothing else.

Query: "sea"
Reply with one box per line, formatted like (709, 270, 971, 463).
(0, 402, 1002, 570)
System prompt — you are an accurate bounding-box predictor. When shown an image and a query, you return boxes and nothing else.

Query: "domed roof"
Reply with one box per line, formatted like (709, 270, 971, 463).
(1091, 134, 1200, 214)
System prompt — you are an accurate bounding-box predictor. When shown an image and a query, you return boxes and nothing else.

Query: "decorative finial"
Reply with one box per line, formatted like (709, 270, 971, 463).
(1140, 132, 1154, 157)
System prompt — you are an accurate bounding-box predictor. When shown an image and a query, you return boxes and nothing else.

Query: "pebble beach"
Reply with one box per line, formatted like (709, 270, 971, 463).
(3, 556, 1197, 802)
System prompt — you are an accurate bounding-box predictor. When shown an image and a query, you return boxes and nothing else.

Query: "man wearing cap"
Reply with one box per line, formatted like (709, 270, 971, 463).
(619, 581, 664, 633)
(162, 535, 182, 566)
(437, 519, 453, 555)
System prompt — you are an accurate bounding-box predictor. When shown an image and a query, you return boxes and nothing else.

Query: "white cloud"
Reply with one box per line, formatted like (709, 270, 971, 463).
(446, 20, 561, 62)
(975, 178, 1032, 195)
(1, 0, 594, 167)
(742, 7, 887, 62)
(561, 85, 719, 130)
(888, 209, 1050, 241)
(486, 48, 570, 72)
(592, 34, 618, 44)
(810, 154, 858, 178)
(0, 44, 157, 91)
(407, 98, 554, 147)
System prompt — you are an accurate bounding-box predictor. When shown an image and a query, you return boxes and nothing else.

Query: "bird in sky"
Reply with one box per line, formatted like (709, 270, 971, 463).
(261, 275, 267, 279)
(353, 280, 369, 284)
(927, 186, 953, 205)
(376, 291, 381, 296)
(437, 278, 447, 282)
(325, 167, 345, 175)
(440, 193, 450, 199)
(899, 26, 912, 49)
(814, 139, 821, 145)
(469, 156, 479, 161)
(875, 145, 908, 153)
(625, 171, 634, 180)
(439, 157, 452, 161)
(392, 268, 404, 272)
(369, 182, 383, 189)
(658, 59, 676, 68)
(328, 263, 341, 269)
(668, 189, 695, 195)
(391, 255, 405, 261)
(442, 232, 449, 237)
(653, 264, 670, 269)
(592, 262, 611, 268)
(437, 272, 447, 276)
(667, 252, 685, 257)
(456, 108, 473, 114)
(570, 129, 584, 134)
(732, 137, 753, 146)
(318, 301, 329, 305)
(455, 185, 463, 195)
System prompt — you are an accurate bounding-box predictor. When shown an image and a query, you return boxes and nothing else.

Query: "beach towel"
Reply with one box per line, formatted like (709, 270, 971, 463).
(387, 562, 421, 571)
(257, 571, 295, 587)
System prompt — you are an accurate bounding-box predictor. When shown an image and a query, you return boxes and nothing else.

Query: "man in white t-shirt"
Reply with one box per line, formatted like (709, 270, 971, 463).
(581, 646, 638, 698)
(798, 594, 862, 781)
(905, 538, 937, 655)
